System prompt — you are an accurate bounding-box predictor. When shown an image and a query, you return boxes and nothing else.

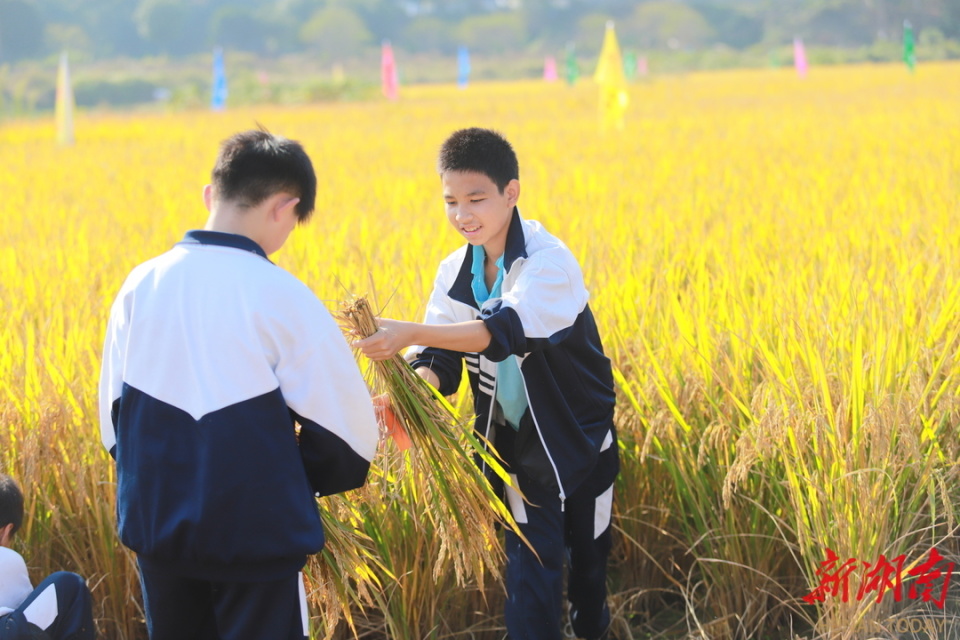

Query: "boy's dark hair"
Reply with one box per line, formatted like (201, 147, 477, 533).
(437, 128, 519, 193)
(211, 127, 317, 222)
(0, 473, 24, 535)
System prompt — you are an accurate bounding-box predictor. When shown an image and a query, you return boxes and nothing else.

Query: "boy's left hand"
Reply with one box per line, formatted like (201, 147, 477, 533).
(354, 319, 413, 361)
(372, 394, 412, 451)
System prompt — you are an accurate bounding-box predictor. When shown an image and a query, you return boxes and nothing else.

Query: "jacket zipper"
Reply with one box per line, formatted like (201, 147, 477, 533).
(482, 353, 567, 512)
(516, 355, 567, 511)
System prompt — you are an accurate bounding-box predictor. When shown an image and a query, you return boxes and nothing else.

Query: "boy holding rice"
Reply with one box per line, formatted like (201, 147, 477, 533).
(357, 127, 619, 640)
(99, 128, 379, 640)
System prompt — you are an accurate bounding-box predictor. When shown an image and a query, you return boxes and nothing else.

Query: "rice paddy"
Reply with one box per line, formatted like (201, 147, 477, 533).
(1, 61, 959, 639)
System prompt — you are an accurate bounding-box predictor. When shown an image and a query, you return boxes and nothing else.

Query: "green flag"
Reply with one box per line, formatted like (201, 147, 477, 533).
(623, 49, 637, 80)
(565, 45, 579, 86)
(903, 21, 916, 72)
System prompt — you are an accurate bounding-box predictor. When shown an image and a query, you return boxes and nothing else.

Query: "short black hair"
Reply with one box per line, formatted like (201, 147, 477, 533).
(0, 474, 24, 536)
(437, 128, 519, 193)
(211, 127, 317, 222)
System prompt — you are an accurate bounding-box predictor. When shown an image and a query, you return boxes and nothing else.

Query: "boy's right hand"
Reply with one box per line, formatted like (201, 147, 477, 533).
(354, 318, 415, 361)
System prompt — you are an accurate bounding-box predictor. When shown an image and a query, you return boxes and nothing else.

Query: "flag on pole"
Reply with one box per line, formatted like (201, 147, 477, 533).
(544, 56, 558, 82)
(457, 46, 471, 89)
(903, 21, 916, 72)
(593, 21, 628, 132)
(565, 44, 579, 86)
(638, 55, 648, 77)
(793, 36, 808, 77)
(381, 40, 399, 100)
(55, 51, 75, 146)
(623, 49, 637, 80)
(211, 48, 227, 111)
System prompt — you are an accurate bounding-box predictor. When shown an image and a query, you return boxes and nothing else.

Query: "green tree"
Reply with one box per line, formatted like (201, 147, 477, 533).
(0, 0, 45, 61)
(457, 12, 527, 55)
(804, 4, 874, 46)
(625, 1, 716, 50)
(135, 0, 189, 54)
(575, 13, 615, 55)
(45, 23, 93, 57)
(947, 0, 960, 38)
(692, 2, 763, 50)
(401, 16, 455, 54)
(210, 7, 270, 53)
(521, 0, 580, 48)
(300, 5, 373, 59)
(348, 0, 409, 43)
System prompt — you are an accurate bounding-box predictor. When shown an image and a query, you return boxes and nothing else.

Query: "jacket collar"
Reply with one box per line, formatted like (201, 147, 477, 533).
(178, 230, 270, 261)
(448, 207, 527, 309)
(501, 207, 528, 272)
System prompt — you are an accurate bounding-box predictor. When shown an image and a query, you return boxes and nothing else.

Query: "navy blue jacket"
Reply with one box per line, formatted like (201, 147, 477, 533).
(99, 231, 379, 581)
(410, 210, 618, 503)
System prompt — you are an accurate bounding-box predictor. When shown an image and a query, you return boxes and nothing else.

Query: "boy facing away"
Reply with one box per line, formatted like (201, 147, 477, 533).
(0, 474, 95, 640)
(357, 127, 619, 640)
(99, 129, 379, 640)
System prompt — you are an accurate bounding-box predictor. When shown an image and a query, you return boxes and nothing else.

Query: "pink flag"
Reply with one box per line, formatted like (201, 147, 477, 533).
(381, 41, 398, 100)
(793, 37, 808, 77)
(544, 56, 558, 82)
(638, 56, 648, 77)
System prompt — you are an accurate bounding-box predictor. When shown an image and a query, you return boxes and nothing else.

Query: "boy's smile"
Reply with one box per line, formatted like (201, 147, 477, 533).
(442, 170, 519, 262)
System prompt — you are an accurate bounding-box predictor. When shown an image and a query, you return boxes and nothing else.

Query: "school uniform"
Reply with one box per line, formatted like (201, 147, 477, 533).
(0, 547, 94, 640)
(408, 209, 619, 640)
(99, 231, 379, 640)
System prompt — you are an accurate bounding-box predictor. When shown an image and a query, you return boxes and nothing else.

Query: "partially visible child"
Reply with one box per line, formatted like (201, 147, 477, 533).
(357, 127, 619, 640)
(0, 474, 95, 640)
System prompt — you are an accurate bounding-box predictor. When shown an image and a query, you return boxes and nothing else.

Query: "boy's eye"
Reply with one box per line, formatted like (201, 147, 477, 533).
(470, 198, 484, 203)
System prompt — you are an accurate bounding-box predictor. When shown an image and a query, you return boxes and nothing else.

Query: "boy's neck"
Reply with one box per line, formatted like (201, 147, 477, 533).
(206, 211, 250, 236)
(204, 205, 265, 247)
(482, 242, 505, 264)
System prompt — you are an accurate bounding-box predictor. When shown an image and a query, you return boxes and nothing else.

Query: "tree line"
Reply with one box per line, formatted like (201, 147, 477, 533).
(1, 0, 957, 63)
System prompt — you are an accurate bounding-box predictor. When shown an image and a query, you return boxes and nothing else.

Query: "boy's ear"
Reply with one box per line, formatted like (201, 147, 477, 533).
(272, 194, 301, 220)
(505, 179, 520, 207)
(202, 184, 214, 212)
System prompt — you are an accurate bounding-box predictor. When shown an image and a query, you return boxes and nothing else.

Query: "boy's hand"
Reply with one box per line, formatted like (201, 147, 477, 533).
(372, 394, 412, 451)
(354, 319, 415, 361)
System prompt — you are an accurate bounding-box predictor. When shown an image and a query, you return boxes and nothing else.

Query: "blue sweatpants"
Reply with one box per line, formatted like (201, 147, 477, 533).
(498, 424, 616, 640)
(0, 572, 95, 640)
(137, 562, 308, 640)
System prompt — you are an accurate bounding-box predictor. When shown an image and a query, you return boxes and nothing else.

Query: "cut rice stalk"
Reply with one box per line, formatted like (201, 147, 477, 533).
(338, 294, 534, 585)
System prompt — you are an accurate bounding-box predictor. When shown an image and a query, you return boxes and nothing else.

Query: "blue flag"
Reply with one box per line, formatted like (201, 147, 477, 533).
(457, 46, 471, 89)
(211, 48, 227, 111)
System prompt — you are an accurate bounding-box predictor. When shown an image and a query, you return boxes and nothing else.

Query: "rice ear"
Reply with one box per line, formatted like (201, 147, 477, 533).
(337, 294, 537, 584)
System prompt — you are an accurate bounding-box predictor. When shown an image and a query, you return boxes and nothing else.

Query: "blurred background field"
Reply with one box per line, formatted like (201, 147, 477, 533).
(2, 61, 960, 638)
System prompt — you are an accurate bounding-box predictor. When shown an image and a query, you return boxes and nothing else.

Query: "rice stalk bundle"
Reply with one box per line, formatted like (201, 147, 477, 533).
(338, 294, 530, 587)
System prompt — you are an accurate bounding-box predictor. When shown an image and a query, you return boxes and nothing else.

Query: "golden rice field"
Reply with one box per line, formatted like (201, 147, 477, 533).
(2, 61, 960, 639)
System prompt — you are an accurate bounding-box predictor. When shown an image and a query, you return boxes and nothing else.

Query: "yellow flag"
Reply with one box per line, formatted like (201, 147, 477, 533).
(55, 51, 75, 146)
(593, 21, 628, 132)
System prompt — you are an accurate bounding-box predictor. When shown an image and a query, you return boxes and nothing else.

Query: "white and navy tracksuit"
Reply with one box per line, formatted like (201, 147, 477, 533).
(409, 210, 619, 640)
(99, 231, 379, 640)
(0, 547, 94, 640)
